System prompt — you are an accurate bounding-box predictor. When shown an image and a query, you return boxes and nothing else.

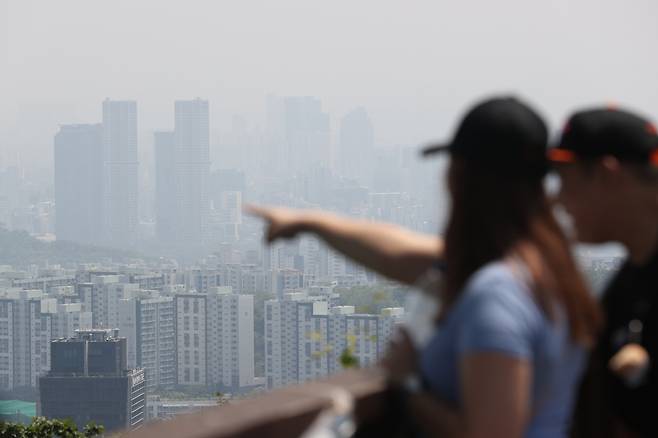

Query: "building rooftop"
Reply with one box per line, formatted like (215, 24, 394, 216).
(52, 328, 122, 343)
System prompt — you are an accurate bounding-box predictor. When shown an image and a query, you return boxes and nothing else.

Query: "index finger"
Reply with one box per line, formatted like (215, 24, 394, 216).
(243, 204, 270, 218)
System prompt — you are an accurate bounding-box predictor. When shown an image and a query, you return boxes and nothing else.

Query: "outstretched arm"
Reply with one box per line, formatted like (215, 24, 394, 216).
(245, 205, 443, 285)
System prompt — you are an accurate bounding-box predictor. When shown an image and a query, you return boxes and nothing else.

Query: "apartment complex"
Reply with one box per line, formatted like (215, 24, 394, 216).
(264, 292, 403, 389)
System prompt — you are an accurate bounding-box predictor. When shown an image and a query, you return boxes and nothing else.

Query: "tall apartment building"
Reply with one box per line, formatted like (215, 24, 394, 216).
(298, 235, 368, 286)
(173, 99, 210, 245)
(206, 287, 254, 389)
(264, 240, 299, 271)
(77, 275, 138, 328)
(39, 329, 146, 432)
(184, 269, 220, 294)
(264, 293, 403, 389)
(128, 273, 169, 291)
(118, 295, 176, 391)
(271, 268, 304, 298)
(175, 288, 254, 391)
(175, 292, 207, 386)
(327, 251, 369, 287)
(213, 190, 242, 242)
(264, 293, 329, 389)
(283, 97, 331, 175)
(218, 263, 269, 295)
(102, 99, 138, 246)
(41, 300, 93, 339)
(326, 306, 403, 371)
(12, 275, 76, 293)
(0, 290, 51, 390)
(53, 124, 103, 244)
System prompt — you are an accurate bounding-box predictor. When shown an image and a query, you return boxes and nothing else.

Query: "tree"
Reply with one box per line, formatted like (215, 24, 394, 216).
(0, 417, 104, 438)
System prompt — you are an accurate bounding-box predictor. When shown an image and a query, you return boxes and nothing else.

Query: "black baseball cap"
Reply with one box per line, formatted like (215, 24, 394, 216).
(422, 96, 548, 178)
(548, 107, 658, 166)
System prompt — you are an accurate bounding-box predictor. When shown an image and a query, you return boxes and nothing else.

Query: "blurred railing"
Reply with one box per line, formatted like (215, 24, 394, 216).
(121, 368, 399, 438)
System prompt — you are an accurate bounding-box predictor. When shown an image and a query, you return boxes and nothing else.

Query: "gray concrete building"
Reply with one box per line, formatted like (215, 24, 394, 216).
(53, 124, 103, 244)
(102, 99, 138, 246)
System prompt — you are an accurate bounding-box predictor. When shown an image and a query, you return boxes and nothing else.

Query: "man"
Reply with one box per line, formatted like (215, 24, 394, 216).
(549, 107, 658, 437)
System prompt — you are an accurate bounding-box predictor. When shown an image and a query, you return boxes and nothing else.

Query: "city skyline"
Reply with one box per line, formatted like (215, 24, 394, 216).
(3, 1, 658, 170)
(3, 2, 655, 436)
(39, 94, 442, 257)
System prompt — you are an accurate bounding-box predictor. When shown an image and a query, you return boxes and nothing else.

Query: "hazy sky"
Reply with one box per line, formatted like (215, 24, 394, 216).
(2, 0, 658, 169)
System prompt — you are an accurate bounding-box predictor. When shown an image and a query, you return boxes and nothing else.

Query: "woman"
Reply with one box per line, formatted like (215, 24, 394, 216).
(381, 96, 602, 438)
(249, 96, 601, 437)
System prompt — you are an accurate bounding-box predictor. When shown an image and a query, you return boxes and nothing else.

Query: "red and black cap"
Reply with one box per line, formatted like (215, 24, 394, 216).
(422, 96, 548, 178)
(549, 107, 658, 166)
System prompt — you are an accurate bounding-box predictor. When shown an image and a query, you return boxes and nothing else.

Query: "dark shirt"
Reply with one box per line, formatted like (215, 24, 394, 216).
(599, 246, 658, 437)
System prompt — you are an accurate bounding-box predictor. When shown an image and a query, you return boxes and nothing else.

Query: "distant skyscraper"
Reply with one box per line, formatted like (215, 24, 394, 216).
(283, 97, 331, 174)
(265, 95, 286, 175)
(173, 99, 210, 245)
(154, 131, 175, 242)
(53, 124, 103, 244)
(102, 99, 138, 246)
(339, 107, 374, 182)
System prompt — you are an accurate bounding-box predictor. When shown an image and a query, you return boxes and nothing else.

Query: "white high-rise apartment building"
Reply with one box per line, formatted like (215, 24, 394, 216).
(206, 287, 254, 389)
(270, 269, 304, 298)
(0, 290, 51, 390)
(174, 288, 255, 391)
(184, 269, 220, 294)
(119, 295, 176, 390)
(299, 235, 368, 286)
(299, 235, 324, 281)
(78, 275, 138, 328)
(217, 263, 270, 295)
(102, 99, 138, 246)
(327, 306, 403, 372)
(175, 293, 207, 386)
(41, 300, 93, 339)
(173, 99, 210, 245)
(264, 293, 329, 389)
(215, 190, 242, 242)
(265, 293, 403, 389)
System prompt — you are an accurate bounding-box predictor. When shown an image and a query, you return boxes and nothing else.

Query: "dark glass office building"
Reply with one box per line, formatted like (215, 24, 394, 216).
(39, 329, 146, 432)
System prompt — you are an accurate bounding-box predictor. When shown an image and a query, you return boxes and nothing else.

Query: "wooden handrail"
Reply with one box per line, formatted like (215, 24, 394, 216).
(121, 369, 390, 438)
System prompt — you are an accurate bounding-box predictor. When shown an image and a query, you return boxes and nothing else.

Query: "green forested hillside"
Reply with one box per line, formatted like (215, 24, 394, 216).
(0, 227, 144, 267)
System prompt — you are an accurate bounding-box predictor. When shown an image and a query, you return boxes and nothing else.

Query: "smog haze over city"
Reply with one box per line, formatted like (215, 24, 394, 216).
(0, 0, 656, 433)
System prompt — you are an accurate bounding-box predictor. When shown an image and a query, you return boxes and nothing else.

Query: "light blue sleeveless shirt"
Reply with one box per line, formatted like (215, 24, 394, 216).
(419, 261, 586, 438)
